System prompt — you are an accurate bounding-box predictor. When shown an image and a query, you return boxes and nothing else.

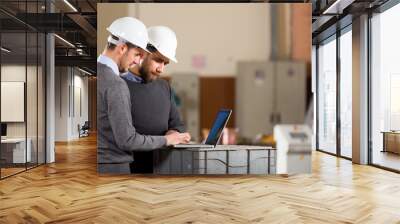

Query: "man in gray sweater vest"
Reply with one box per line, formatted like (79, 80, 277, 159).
(121, 26, 188, 173)
(97, 17, 190, 174)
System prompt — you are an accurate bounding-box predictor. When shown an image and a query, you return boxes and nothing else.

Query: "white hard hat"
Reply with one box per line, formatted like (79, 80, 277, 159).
(147, 26, 178, 63)
(106, 17, 149, 53)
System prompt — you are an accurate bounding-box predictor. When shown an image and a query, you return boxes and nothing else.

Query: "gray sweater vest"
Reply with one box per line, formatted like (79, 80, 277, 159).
(124, 79, 186, 136)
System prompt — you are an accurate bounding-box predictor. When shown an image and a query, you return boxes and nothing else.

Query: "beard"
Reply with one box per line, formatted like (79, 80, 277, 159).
(119, 66, 127, 73)
(139, 65, 152, 83)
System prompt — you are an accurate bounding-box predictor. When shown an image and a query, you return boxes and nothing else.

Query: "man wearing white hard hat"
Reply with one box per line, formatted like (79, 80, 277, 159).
(123, 26, 178, 82)
(97, 18, 190, 174)
(121, 26, 187, 173)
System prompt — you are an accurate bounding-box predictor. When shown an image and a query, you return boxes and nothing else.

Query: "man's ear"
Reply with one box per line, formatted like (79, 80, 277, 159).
(118, 43, 127, 55)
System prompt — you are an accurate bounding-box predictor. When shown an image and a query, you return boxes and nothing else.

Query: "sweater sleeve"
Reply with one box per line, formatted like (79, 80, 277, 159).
(106, 80, 167, 151)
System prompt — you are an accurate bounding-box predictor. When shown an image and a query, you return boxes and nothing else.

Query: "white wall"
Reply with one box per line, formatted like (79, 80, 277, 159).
(55, 67, 89, 141)
(71, 73, 89, 138)
(98, 3, 271, 76)
(1, 65, 29, 138)
(1, 82, 25, 122)
(55, 67, 68, 141)
(1, 65, 26, 82)
(1, 66, 26, 126)
(1, 64, 45, 164)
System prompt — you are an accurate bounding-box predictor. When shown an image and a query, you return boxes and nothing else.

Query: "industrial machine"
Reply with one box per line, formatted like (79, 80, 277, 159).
(274, 124, 312, 174)
(236, 61, 306, 139)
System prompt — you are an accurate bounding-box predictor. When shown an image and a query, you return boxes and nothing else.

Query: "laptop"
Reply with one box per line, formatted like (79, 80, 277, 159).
(173, 109, 232, 148)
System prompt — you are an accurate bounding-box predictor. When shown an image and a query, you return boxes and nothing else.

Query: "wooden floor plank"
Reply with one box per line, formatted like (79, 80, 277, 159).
(0, 135, 399, 223)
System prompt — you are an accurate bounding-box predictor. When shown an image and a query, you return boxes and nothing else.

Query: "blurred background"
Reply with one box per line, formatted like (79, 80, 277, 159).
(97, 3, 312, 146)
(0, 1, 313, 178)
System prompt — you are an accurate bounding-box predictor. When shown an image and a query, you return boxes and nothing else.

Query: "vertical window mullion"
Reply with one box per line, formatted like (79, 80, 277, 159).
(316, 45, 320, 150)
(25, 0, 28, 171)
(336, 29, 341, 157)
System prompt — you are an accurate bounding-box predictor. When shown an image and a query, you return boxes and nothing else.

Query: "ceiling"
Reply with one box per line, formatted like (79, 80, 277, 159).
(0, 0, 97, 73)
(311, 0, 390, 43)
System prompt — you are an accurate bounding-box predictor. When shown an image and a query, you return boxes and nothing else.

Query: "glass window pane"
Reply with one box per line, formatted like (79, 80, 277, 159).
(0, 1, 46, 179)
(318, 37, 337, 154)
(27, 31, 38, 169)
(340, 29, 352, 158)
(1, 30, 28, 177)
(371, 3, 400, 171)
(38, 32, 45, 165)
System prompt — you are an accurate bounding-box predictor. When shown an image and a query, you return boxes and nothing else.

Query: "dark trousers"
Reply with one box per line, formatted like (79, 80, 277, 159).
(131, 151, 154, 173)
(98, 163, 133, 174)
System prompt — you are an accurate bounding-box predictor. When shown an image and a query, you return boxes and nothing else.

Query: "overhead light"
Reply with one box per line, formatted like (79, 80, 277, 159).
(54, 34, 75, 48)
(63, 0, 78, 12)
(78, 67, 92, 76)
(1, 47, 11, 53)
(76, 48, 86, 56)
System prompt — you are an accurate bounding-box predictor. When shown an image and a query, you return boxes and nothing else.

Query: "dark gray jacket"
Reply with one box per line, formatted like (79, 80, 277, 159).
(97, 62, 167, 164)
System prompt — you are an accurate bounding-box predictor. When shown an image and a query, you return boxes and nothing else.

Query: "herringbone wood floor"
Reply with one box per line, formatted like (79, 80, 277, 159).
(1, 135, 400, 224)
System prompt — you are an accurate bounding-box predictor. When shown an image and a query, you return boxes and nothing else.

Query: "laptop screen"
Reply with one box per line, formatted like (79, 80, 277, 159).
(205, 109, 232, 145)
